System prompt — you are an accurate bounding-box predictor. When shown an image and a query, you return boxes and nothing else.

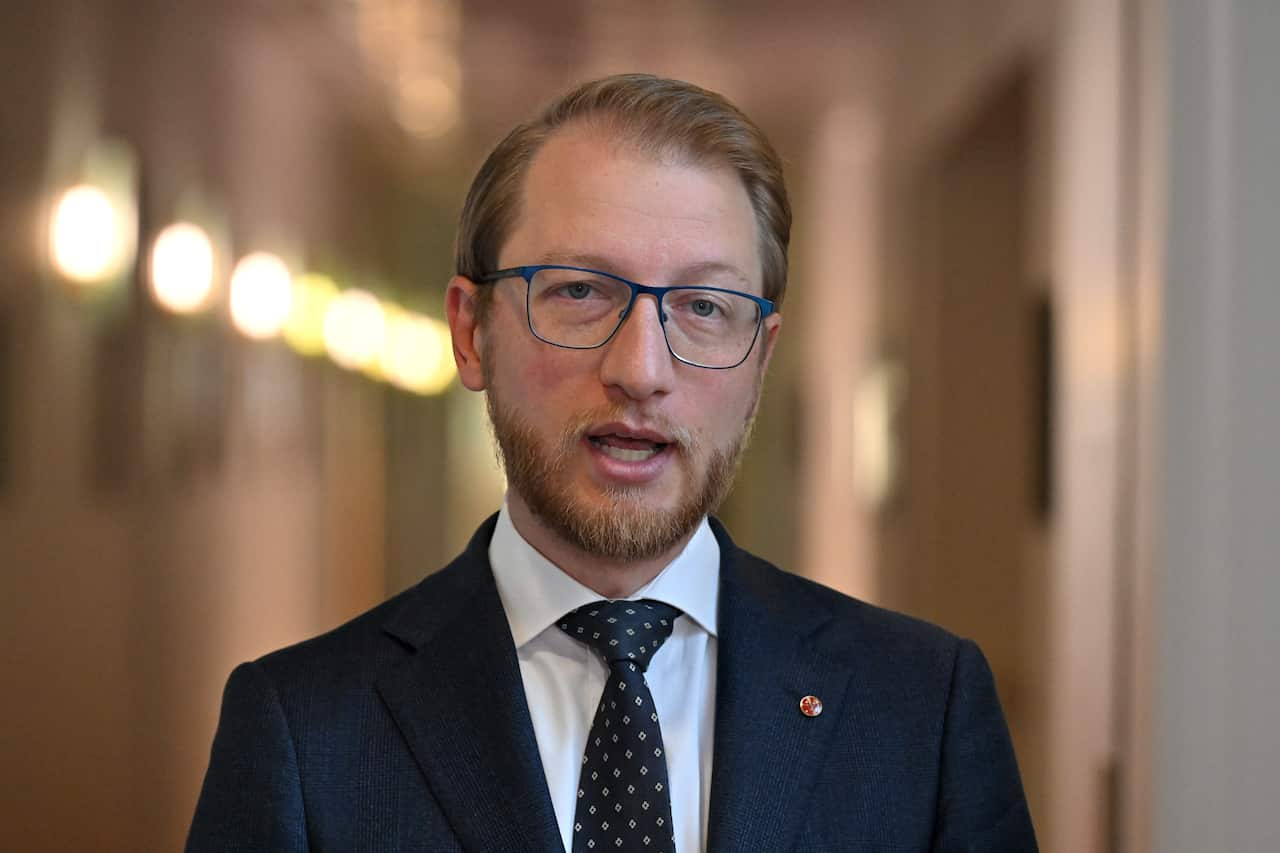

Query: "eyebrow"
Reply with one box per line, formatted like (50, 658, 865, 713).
(532, 251, 753, 287)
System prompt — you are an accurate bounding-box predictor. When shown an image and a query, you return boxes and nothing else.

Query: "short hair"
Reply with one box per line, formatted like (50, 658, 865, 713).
(454, 73, 791, 320)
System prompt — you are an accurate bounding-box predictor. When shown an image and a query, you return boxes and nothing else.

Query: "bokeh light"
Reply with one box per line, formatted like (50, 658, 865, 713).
(150, 222, 216, 314)
(229, 252, 293, 340)
(852, 362, 905, 510)
(383, 308, 455, 395)
(322, 288, 386, 371)
(355, 0, 462, 140)
(283, 273, 338, 356)
(49, 184, 130, 284)
(395, 70, 460, 139)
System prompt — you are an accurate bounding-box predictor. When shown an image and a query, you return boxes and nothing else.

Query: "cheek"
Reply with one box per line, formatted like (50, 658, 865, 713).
(486, 304, 569, 393)
(685, 373, 758, 443)
(501, 345, 597, 427)
(515, 346, 579, 394)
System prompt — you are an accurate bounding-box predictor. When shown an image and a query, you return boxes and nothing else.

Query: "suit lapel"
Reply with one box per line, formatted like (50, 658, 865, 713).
(375, 517, 564, 853)
(705, 522, 853, 853)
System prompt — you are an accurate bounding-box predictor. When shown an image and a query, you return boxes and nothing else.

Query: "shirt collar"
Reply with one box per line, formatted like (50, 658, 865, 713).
(489, 499, 720, 649)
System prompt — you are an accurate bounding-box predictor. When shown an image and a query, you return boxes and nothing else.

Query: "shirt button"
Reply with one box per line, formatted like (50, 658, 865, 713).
(799, 695, 823, 717)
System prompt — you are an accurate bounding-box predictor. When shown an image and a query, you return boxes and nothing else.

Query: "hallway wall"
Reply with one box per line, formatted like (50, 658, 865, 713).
(1154, 1, 1280, 850)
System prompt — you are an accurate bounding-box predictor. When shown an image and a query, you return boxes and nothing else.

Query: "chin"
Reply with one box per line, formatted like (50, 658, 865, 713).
(590, 485, 684, 515)
(582, 465, 692, 505)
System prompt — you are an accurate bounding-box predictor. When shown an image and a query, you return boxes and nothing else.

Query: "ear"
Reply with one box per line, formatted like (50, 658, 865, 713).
(446, 275, 487, 391)
(758, 311, 783, 373)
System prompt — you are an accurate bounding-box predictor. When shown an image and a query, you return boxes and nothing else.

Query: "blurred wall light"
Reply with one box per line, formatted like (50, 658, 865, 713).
(395, 67, 459, 139)
(230, 252, 293, 340)
(150, 222, 216, 314)
(383, 308, 455, 395)
(283, 273, 338, 356)
(49, 184, 134, 285)
(852, 361, 907, 510)
(355, 0, 462, 140)
(357, 0, 461, 50)
(323, 288, 386, 372)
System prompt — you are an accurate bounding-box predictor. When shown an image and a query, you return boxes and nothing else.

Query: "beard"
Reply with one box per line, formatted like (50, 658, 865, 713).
(485, 389, 758, 563)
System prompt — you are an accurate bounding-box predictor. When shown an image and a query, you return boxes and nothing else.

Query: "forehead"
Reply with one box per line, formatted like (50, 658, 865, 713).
(502, 123, 762, 289)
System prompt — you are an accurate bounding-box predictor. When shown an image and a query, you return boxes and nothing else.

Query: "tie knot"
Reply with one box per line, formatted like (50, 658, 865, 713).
(558, 599, 682, 672)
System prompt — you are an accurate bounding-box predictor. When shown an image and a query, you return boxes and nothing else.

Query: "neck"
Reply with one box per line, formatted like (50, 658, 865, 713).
(505, 493, 696, 599)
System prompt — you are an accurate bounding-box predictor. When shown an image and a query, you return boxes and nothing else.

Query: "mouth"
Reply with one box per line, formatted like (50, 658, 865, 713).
(584, 424, 674, 464)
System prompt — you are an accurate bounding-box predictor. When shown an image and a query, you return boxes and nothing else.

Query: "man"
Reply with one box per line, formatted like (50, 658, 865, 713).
(187, 74, 1036, 852)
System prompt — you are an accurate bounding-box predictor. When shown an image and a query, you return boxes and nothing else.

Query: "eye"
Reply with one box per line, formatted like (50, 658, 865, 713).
(689, 299, 718, 317)
(560, 282, 596, 299)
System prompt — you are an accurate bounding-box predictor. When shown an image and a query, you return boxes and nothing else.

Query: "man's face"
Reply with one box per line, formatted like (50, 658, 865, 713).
(456, 123, 781, 562)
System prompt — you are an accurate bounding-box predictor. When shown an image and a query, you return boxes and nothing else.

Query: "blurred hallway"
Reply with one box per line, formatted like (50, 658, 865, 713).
(2, 1, 1278, 851)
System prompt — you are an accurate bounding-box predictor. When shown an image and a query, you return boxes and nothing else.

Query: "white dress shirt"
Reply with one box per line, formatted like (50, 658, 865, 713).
(489, 504, 720, 853)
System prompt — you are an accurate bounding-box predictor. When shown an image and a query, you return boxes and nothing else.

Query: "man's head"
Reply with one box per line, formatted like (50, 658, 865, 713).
(446, 74, 790, 568)
(456, 74, 791, 323)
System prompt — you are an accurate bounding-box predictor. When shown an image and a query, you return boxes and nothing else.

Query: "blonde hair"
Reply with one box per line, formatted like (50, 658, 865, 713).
(454, 73, 791, 317)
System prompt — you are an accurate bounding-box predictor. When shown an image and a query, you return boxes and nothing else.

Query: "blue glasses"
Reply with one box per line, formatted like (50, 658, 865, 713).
(476, 265, 774, 369)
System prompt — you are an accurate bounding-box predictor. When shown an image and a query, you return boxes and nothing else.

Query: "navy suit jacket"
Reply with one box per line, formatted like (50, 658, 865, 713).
(187, 516, 1036, 852)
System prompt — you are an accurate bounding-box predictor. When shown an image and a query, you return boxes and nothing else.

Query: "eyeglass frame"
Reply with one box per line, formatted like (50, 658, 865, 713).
(474, 264, 776, 370)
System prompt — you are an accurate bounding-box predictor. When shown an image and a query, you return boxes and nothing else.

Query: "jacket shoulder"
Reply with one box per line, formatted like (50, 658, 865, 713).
(250, 540, 489, 690)
(727, 541, 968, 676)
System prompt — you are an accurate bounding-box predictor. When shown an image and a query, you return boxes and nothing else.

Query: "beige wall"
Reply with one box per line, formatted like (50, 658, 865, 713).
(857, 0, 1060, 840)
(0, 4, 441, 850)
(793, 2, 1140, 849)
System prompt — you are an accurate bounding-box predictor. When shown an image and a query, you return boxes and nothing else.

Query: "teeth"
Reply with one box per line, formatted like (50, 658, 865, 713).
(597, 444, 660, 462)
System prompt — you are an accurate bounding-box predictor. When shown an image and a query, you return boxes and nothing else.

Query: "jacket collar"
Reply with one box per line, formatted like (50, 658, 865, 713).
(377, 515, 563, 853)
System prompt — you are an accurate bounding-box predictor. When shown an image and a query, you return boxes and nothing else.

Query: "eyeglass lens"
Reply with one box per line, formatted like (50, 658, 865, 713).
(525, 268, 761, 368)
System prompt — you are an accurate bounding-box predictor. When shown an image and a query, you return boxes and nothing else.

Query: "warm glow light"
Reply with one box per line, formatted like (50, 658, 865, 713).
(150, 222, 215, 314)
(357, 0, 461, 49)
(49, 184, 128, 284)
(323, 289, 386, 371)
(229, 252, 293, 340)
(852, 363, 906, 509)
(283, 274, 338, 356)
(383, 309, 455, 395)
(355, 0, 462, 141)
(396, 72, 459, 139)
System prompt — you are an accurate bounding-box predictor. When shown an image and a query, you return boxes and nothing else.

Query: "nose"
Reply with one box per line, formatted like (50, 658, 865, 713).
(598, 294, 675, 401)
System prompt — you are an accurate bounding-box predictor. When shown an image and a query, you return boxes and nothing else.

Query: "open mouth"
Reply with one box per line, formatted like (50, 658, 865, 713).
(586, 430, 672, 463)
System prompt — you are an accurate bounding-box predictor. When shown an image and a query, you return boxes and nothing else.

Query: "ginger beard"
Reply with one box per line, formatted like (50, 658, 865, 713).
(484, 371, 762, 563)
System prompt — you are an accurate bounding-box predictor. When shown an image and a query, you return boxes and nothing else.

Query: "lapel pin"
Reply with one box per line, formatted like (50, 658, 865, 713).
(799, 695, 823, 717)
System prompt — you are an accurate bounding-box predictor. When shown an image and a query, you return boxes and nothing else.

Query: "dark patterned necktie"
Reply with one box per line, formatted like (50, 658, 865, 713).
(558, 599, 682, 853)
